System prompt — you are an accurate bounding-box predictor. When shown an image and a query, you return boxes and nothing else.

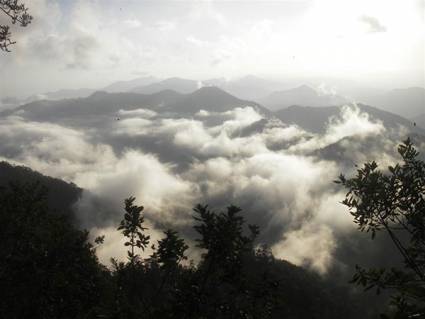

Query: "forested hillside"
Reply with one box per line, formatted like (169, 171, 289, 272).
(0, 179, 381, 319)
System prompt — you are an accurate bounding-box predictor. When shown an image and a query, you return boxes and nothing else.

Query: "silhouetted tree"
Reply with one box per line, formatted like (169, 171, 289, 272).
(0, 0, 32, 51)
(337, 138, 425, 318)
(118, 196, 150, 265)
(194, 204, 259, 280)
(175, 204, 268, 318)
(112, 197, 152, 318)
(156, 229, 188, 269)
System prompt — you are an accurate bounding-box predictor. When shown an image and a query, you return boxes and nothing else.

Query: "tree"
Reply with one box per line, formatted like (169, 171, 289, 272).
(0, 0, 32, 51)
(118, 196, 150, 265)
(337, 138, 425, 318)
(193, 204, 259, 280)
(156, 229, 188, 270)
(113, 197, 152, 319)
(182, 204, 264, 318)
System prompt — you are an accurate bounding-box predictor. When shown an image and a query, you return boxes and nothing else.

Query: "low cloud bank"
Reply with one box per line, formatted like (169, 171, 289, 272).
(0, 104, 412, 272)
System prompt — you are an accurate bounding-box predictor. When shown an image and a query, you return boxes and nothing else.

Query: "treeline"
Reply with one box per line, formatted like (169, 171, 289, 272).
(0, 181, 370, 319)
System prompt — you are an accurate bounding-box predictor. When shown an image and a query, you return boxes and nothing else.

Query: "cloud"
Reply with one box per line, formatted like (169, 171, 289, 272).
(123, 19, 142, 29)
(66, 33, 100, 69)
(2, 0, 424, 98)
(272, 224, 336, 274)
(0, 104, 417, 274)
(154, 21, 176, 32)
(359, 15, 387, 33)
(288, 105, 385, 153)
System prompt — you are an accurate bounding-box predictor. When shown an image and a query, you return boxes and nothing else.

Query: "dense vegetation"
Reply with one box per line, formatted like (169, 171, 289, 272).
(338, 139, 425, 318)
(0, 161, 82, 218)
(0, 182, 365, 318)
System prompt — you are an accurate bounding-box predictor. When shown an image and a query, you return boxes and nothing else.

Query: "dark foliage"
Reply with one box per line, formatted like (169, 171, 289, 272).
(110, 199, 365, 319)
(0, 0, 32, 51)
(0, 180, 371, 318)
(0, 161, 82, 219)
(337, 138, 425, 318)
(117, 196, 150, 264)
(0, 182, 108, 318)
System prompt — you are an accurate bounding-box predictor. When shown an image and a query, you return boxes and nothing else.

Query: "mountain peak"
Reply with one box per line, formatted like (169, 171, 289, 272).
(161, 77, 196, 84)
(89, 91, 109, 99)
(190, 86, 237, 99)
(293, 85, 316, 93)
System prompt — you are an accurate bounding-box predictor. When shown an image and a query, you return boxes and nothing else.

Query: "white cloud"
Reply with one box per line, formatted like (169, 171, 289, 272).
(359, 15, 387, 33)
(272, 224, 336, 274)
(0, 102, 418, 273)
(123, 19, 142, 29)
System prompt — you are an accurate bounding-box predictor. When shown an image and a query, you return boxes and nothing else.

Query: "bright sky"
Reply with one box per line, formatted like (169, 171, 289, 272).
(0, 0, 424, 97)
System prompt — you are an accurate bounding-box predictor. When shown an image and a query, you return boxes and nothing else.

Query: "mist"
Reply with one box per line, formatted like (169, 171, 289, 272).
(2, 94, 421, 276)
(1, 0, 423, 99)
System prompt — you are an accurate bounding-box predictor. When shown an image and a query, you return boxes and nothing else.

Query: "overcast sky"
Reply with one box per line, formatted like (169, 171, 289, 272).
(0, 0, 424, 97)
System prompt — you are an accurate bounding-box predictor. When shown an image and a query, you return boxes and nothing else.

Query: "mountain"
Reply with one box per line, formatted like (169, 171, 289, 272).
(261, 85, 348, 111)
(131, 77, 199, 94)
(8, 77, 158, 107)
(216, 75, 283, 101)
(25, 88, 96, 102)
(359, 87, 425, 119)
(103, 76, 158, 93)
(0, 161, 82, 217)
(0, 96, 22, 111)
(129, 75, 286, 100)
(162, 86, 270, 115)
(4, 87, 268, 124)
(4, 90, 183, 122)
(274, 104, 425, 135)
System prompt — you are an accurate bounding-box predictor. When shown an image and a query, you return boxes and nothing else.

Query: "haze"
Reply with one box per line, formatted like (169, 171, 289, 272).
(0, 0, 424, 98)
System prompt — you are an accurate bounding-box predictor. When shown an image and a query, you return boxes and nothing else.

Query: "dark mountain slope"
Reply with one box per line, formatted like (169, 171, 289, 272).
(3, 90, 183, 121)
(163, 86, 271, 116)
(0, 161, 82, 217)
(260, 85, 348, 111)
(2, 87, 268, 123)
(274, 104, 424, 135)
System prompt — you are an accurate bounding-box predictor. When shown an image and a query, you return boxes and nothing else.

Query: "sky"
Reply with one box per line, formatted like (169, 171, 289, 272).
(0, 0, 424, 97)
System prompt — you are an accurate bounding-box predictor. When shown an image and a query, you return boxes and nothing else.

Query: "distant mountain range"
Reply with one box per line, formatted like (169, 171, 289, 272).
(358, 87, 425, 119)
(4, 76, 423, 122)
(259, 85, 349, 111)
(131, 77, 199, 95)
(208, 75, 285, 100)
(3, 86, 268, 125)
(103, 76, 159, 93)
(160, 86, 269, 115)
(273, 104, 424, 135)
(12, 77, 160, 104)
(4, 84, 423, 140)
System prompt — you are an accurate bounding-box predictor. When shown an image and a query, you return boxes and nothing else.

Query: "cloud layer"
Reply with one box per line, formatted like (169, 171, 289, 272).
(1, 100, 415, 275)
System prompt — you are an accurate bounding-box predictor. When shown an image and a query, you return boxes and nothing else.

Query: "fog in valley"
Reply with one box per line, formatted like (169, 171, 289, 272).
(1, 1, 424, 318)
